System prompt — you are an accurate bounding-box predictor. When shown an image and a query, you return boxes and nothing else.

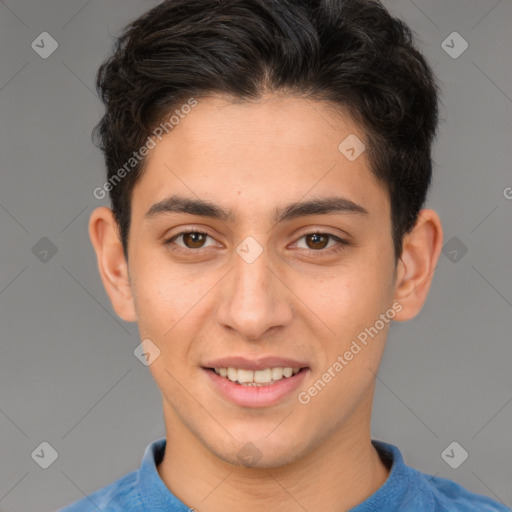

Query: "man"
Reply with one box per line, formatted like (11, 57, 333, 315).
(60, 0, 509, 510)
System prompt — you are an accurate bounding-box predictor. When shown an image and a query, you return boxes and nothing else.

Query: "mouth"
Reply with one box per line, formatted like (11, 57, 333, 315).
(204, 366, 306, 386)
(202, 362, 310, 408)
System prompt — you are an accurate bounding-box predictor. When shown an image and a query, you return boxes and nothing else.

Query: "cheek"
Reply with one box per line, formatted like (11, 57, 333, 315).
(130, 256, 223, 372)
(308, 261, 389, 322)
(132, 263, 207, 380)
(300, 260, 394, 367)
(130, 256, 199, 336)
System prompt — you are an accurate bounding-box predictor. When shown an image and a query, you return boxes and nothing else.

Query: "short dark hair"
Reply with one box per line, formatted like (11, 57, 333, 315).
(93, 0, 439, 262)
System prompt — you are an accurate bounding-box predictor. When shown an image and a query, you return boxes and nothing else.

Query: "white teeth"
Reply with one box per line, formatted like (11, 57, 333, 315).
(254, 369, 272, 383)
(237, 369, 254, 383)
(227, 367, 237, 381)
(213, 366, 301, 385)
(271, 367, 283, 380)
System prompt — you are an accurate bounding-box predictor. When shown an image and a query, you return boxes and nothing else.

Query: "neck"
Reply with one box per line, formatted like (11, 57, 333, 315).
(157, 392, 390, 511)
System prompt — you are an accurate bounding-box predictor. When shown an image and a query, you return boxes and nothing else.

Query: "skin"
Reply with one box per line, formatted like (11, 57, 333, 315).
(89, 93, 443, 511)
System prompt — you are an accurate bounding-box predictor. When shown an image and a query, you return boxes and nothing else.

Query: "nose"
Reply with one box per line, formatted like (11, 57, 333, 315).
(215, 245, 293, 341)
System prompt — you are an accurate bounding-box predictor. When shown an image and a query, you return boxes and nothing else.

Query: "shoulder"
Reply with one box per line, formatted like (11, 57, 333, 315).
(413, 469, 510, 512)
(371, 441, 509, 512)
(57, 469, 142, 512)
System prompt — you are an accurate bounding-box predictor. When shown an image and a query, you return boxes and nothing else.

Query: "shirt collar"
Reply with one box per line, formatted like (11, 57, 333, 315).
(137, 437, 190, 511)
(138, 437, 413, 511)
(349, 440, 414, 511)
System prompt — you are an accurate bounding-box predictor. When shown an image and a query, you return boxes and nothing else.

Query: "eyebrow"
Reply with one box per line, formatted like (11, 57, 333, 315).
(144, 194, 368, 223)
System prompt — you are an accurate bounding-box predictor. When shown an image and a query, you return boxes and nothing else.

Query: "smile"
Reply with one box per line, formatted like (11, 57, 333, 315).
(203, 366, 309, 407)
(210, 366, 303, 386)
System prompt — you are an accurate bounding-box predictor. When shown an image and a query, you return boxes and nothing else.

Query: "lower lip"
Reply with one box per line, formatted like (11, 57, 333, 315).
(203, 368, 309, 408)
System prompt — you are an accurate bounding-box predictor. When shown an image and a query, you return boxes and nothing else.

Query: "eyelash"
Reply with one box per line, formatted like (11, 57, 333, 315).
(164, 229, 349, 257)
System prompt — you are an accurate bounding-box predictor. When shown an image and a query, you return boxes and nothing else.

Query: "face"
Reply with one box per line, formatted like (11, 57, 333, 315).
(118, 94, 400, 466)
(96, 93, 424, 470)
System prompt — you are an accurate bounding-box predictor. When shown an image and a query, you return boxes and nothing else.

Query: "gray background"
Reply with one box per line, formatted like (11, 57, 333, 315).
(0, 0, 511, 510)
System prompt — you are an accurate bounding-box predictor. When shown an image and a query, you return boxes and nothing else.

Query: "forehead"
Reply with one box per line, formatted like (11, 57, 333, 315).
(132, 94, 388, 221)
(163, 93, 359, 152)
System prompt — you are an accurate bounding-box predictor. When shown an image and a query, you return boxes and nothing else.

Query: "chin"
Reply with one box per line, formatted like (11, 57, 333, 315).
(206, 431, 308, 469)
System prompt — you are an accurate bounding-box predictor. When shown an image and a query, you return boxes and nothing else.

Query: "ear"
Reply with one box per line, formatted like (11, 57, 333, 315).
(88, 206, 137, 322)
(392, 209, 443, 321)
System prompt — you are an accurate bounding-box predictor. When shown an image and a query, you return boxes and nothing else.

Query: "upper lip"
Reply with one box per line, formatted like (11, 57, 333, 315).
(202, 356, 309, 371)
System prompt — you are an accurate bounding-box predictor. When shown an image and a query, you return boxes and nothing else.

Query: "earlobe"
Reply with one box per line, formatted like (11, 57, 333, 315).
(392, 209, 443, 322)
(88, 207, 137, 322)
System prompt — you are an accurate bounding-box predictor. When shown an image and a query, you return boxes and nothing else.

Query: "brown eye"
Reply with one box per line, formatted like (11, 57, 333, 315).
(182, 232, 207, 248)
(166, 230, 216, 252)
(293, 231, 348, 256)
(305, 233, 330, 250)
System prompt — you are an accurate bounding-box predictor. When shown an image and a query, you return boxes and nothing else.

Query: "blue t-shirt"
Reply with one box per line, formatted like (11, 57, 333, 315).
(58, 437, 509, 511)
